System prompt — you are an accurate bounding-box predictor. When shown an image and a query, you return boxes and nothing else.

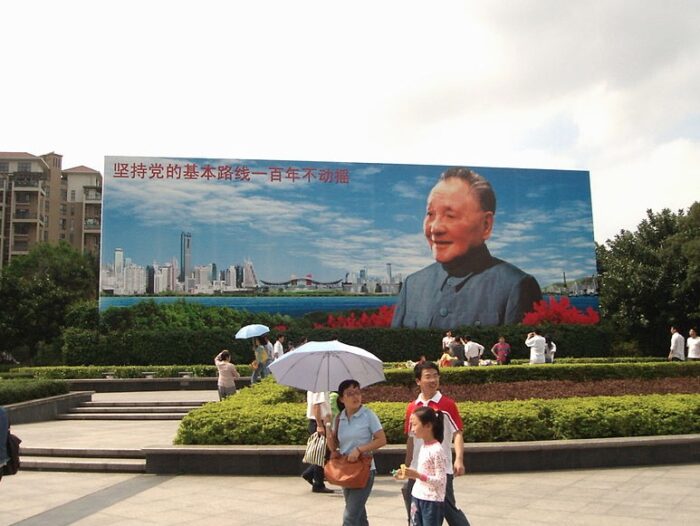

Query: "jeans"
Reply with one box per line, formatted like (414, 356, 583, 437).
(301, 420, 327, 489)
(250, 361, 270, 384)
(411, 497, 445, 526)
(402, 475, 470, 526)
(342, 469, 375, 526)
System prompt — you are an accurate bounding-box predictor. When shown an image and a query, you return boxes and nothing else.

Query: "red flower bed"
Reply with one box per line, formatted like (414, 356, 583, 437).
(522, 296, 599, 325)
(362, 377, 700, 403)
(314, 305, 395, 329)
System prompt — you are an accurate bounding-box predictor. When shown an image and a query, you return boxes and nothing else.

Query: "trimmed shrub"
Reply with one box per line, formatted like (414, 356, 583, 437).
(175, 380, 700, 445)
(175, 378, 307, 445)
(0, 379, 70, 405)
(14, 364, 253, 379)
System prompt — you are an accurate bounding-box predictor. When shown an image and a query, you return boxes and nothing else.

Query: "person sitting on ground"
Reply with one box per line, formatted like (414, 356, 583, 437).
(214, 350, 240, 400)
(438, 348, 456, 368)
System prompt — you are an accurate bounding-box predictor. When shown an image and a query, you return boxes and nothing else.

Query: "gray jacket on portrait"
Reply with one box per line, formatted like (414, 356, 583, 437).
(391, 244, 542, 328)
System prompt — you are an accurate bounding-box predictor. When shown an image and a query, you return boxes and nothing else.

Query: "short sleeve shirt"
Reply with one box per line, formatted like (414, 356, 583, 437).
(337, 405, 383, 470)
(405, 391, 463, 475)
(306, 391, 331, 420)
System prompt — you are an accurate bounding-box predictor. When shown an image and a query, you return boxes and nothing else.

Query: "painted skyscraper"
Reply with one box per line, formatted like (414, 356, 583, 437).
(180, 231, 192, 283)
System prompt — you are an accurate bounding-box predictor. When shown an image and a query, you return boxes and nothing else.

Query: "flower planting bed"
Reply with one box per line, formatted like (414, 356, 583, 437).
(362, 377, 700, 403)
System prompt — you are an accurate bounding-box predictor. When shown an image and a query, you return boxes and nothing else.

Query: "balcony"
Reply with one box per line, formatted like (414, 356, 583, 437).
(12, 242, 29, 252)
(13, 209, 38, 220)
(12, 176, 43, 189)
(84, 218, 101, 231)
(84, 190, 102, 202)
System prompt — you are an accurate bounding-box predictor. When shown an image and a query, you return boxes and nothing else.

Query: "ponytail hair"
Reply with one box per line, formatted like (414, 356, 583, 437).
(412, 406, 444, 443)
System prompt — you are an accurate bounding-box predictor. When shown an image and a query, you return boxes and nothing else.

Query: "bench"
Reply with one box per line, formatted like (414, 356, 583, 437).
(178, 371, 194, 378)
(101, 371, 116, 379)
(141, 371, 156, 378)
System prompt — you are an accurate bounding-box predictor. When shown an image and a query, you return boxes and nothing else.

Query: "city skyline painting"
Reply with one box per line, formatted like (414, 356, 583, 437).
(101, 156, 596, 294)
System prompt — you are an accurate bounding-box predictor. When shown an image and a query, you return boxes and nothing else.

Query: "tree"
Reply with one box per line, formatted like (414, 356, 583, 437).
(596, 202, 700, 353)
(0, 242, 97, 360)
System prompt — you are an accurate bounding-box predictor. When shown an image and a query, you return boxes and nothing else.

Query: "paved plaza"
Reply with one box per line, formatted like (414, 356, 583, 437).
(2, 464, 699, 525)
(3, 391, 699, 525)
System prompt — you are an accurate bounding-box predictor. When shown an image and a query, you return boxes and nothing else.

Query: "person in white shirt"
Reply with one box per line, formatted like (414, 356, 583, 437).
(525, 329, 546, 364)
(441, 331, 455, 352)
(544, 336, 557, 363)
(668, 326, 686, 361)
(301, 391, 334, 494)
(462, 336, 484, 366)
(686, 328, 700, 361)
(273, 334, 286, 360)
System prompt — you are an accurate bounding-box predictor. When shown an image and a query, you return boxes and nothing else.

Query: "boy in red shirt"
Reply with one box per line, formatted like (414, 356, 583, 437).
(402, 362, 471, 526)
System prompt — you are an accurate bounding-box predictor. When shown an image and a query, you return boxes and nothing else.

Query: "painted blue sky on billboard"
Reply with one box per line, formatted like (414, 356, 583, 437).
(102, 156, 595, 288)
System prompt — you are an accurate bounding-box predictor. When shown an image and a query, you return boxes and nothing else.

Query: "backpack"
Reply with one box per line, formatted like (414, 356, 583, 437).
(1, 432, 21, 477)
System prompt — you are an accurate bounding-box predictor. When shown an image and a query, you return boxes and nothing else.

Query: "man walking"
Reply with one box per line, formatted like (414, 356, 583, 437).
(402, 362, 470, 525)
(669, 326, 686, 361)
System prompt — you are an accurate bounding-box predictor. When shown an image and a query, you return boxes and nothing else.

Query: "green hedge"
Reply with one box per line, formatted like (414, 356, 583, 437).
(0, 379, 70, 405)
(13, 364, 253, 379)
(175, 380, 700, 445)
(14, 361, 698, 382)
(62, 323, 614, 366)
(383, 361, 700, 386)
(175, 379, 307, 445)
(62, 328, 257, 366)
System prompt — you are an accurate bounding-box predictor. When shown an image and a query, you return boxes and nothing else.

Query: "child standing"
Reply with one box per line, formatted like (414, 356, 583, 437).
(398, 406, 447, 526)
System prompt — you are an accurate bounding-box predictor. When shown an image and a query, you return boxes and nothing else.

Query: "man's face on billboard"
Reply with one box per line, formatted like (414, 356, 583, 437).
(423, 178, 494, 265)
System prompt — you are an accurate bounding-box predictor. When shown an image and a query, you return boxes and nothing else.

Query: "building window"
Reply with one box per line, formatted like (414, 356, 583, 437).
(0, 162, 8, 173)
(70, 189, 76, 202)
(18, 161, 31, 172)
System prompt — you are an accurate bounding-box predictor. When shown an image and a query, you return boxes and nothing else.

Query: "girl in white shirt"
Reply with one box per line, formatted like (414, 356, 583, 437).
(401, 406, 447, 526)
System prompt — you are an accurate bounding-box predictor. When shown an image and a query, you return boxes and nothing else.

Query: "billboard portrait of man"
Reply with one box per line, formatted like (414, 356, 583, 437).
(391, 167, 542, 329)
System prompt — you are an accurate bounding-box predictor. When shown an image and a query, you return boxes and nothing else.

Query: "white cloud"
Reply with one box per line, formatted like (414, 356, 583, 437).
(2, 0, 698, 251)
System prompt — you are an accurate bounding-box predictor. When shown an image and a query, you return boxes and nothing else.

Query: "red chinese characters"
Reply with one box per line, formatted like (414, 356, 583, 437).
(112, 162, 351, 185)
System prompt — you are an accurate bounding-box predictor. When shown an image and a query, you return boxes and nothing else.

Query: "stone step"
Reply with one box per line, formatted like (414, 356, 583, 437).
(70, 406, 198, 414)
(21, 447, 144, 459)
(20, 455, 146, 473)
(57, 413, 185, 421)
(81, 401, 207, 408)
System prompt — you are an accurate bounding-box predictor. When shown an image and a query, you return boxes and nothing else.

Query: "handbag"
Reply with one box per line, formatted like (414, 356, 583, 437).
(302, 432, 327, 467)
(324, 455, 371, 489)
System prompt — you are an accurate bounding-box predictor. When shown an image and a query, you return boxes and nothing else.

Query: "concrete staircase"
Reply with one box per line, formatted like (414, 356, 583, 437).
(19, 398, 210, 472)
(20, 447, 147, 473)
(57, 400, 206, 421)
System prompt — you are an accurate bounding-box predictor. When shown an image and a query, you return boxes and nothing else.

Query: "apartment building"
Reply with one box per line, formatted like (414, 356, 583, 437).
(0, 151, 102, 270)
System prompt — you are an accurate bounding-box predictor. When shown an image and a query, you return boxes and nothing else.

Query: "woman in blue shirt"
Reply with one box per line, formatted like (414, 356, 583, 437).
(328, 379, 387, 526)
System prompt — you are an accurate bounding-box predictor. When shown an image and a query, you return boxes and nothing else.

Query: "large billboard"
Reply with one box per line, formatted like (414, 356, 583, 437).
(100, 156, 597, 328)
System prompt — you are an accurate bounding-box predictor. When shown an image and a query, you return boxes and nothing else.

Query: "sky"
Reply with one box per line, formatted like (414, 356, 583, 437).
(102, 157, 594, 286)
(3, 1, 699, 251)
